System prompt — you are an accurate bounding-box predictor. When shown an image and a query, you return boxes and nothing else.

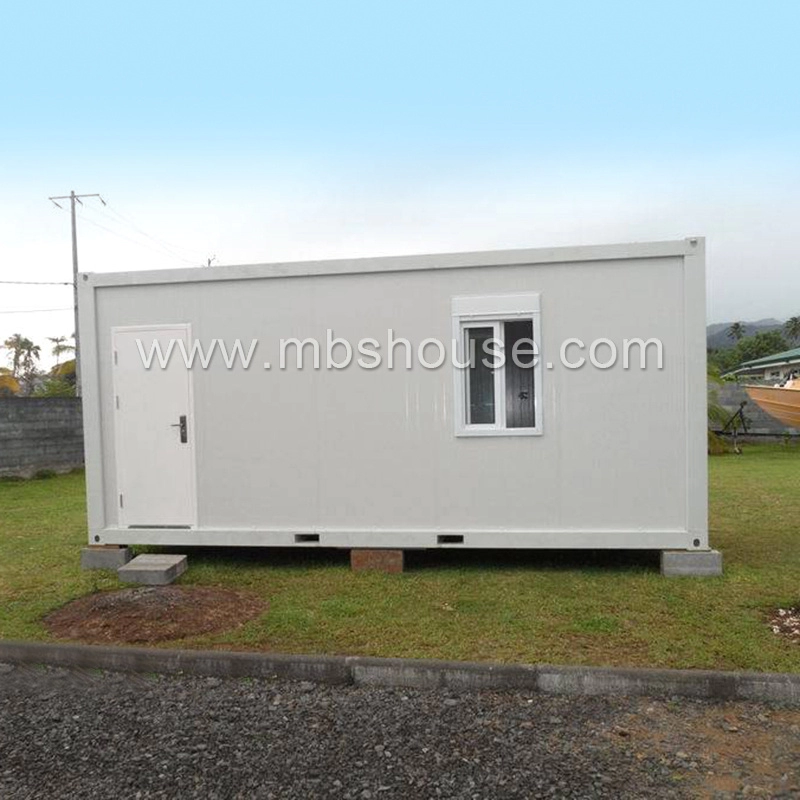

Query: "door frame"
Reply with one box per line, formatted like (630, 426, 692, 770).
(111, 323, 198, 528)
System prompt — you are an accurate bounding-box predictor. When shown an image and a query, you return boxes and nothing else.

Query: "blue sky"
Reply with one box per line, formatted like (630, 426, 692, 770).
(2, 1, 799, 358)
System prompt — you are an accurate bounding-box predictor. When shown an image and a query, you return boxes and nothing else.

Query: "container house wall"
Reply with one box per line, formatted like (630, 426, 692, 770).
(79, 239, 707, 550)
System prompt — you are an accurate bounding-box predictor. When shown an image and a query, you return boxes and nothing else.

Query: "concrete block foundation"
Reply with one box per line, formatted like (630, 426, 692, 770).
(661, 550, 723, 577)
(350, 549, 404, 573)
(81, 546, 133, 570)
(117, 554, 188, 585)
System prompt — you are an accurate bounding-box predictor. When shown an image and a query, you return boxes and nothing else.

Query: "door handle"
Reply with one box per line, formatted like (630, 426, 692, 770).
(170, 415, 188, 443)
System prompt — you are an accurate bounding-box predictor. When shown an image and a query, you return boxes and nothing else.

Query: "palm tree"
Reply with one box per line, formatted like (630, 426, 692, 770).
(784, 317, 800, 344)
(3, 334, 28, 377)
(3, 334, 41, 394)
(48, 335, 75, 366)
(727, 322, 747, 342)
(20, 339, 40, 377)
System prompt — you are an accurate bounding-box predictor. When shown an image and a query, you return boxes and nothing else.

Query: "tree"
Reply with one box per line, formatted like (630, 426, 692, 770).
(0, 367, 19, 396)
(3, 333, 41, 390)
(32, 377, 75, 397)
(727, 322, 747, 342)
(3, 333, 41, 377)
(734, 330, 789, 363)
(784, 317, 800, 344)
(48, 335, 75, 366)
(709, 330, 791, 375)
(3, 333, 25, 377)
(43, 358, 76, 396)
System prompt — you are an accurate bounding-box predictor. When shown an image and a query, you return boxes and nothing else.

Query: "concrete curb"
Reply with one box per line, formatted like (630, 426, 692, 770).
(1, 640, 798, 705)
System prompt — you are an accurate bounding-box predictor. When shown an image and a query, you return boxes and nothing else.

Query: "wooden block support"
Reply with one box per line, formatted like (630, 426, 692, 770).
(350, 549, 404, 573)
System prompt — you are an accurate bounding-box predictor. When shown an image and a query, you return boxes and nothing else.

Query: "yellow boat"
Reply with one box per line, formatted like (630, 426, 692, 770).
(744, 383, 800, 428)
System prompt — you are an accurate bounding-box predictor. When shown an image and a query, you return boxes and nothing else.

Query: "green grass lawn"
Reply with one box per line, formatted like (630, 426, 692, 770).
(1, 444, 799, 672)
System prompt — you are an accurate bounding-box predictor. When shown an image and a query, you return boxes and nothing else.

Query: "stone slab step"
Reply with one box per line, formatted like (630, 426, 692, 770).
(117, 554, 188, 585)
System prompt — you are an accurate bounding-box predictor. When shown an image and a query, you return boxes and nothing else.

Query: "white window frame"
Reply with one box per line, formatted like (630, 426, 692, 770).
(452, 293, 543, 437)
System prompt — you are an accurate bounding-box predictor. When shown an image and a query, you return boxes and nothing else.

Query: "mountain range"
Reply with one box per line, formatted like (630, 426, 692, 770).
(706, 319, 785, 350)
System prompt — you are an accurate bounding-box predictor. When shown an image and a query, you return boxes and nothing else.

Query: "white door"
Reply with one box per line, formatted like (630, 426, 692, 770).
(112, 324, 196, 527)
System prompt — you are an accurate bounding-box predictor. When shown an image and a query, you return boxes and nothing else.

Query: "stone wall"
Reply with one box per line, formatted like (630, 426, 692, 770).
(0, 398, 84, 478)
(0, 387, 789, 481)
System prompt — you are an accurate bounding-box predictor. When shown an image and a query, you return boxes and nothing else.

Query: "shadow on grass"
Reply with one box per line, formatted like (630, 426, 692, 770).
(408, 548, 659, 573)
(143, 545, 660, 574)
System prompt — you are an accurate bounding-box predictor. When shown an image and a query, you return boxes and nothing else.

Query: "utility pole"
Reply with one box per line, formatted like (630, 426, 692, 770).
(48, 191, 105, 397)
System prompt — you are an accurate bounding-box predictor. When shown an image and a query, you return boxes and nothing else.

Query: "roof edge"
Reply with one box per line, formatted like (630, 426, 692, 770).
(81, 237, 703, 288)
(738, 346, 800, 369)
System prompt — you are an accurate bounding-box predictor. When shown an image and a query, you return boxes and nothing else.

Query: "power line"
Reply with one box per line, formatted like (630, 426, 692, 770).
(80, 202, 195, 262)
(78, 210, 199, 265)
(94, 201, 208, 262)
(75, 210, 200, 266)
(0, 307, 72, 314)
(52, 194, 209, 264)
(55, 196, 215, 268)
(0, 280, 74, 286)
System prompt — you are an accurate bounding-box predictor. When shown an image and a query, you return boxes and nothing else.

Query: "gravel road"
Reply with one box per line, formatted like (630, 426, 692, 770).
(1, 663, 798, 799)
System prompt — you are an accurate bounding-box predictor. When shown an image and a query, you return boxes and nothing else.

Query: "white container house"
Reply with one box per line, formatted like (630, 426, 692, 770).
(78, 238, 713, 569)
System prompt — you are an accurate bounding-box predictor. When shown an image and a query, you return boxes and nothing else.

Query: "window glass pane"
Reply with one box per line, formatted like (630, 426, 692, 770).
(504, 320, 535, 428)
(466, 327, 495, 425)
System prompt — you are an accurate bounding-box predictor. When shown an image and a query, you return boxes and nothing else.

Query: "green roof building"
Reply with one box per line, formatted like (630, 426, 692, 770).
(730, 347, 800, 381)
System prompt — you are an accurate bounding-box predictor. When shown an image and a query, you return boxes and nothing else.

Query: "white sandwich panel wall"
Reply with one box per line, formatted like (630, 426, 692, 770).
(78, 238, 707, 551)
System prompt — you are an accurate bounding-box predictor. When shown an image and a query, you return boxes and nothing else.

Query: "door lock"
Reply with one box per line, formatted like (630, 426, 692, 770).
(170, 415, 188, 443)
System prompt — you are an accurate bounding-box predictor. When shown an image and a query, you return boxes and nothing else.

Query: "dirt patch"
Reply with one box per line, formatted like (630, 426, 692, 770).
(768, 607, 800, 642)
(45, 586, 267, 645)
(609, 699, 800, 798)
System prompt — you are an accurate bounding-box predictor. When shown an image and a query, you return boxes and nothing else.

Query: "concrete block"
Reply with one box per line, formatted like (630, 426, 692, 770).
(350, 549, 404, 573)
(661, 549, 723, 577)
(81, 546, 133, 570)
(117, 554, 188, 585)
